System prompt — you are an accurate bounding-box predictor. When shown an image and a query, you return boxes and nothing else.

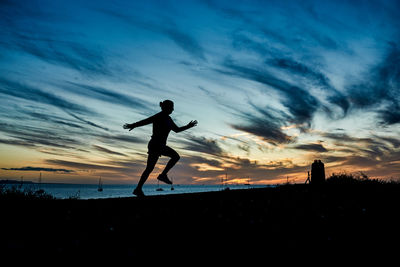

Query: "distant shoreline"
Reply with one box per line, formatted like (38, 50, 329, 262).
(0, 179, 34, 184)
(0, 179, 271, 186)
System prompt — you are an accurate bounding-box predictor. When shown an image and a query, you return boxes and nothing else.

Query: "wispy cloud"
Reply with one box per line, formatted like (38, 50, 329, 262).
(92, 133, 145, 146)
(228, 32, 350, 117)
(0, 77, 93, 115)
(93, 145, 127, 157)
(20, 110, 85, 129)
(292, 143, 328, 152)
(220, 59, 320, 126)
(162, 22, 206, 61)
(2, 166, 74, 173)
(266, 56, 349, 115)
(230, 111, 293, 146)
(182, 136, 224, 156)
(45, 159, 146, 179)
(97, 8, 206, 61)
(65, 112, 109, 132)
(178, 153, 307, 184)
(0, 0, 116, 77)
(13, 34, 112, 76)
(0, 122, 84, 150)
(64, 82, 152, 112)
(0, 138, 36, 148)
(215, 59, 319, 145)
(46, 159, 123, 172)
(347, 44, 400, 125)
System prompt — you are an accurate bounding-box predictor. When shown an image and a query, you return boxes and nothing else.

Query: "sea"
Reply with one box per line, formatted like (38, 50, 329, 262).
(4, 183, 269, 199)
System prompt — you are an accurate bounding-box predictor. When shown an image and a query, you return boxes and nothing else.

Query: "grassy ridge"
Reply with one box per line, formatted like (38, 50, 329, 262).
(1, 174, 400, 260)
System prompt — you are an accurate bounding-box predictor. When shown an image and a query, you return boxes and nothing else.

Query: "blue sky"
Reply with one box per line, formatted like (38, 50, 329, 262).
(1, 0, 400, 184)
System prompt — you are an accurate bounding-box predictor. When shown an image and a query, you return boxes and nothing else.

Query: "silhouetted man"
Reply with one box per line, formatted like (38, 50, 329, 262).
(123, 100, 197, 197)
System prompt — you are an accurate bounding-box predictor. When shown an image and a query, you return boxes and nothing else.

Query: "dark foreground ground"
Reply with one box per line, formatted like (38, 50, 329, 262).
(2, 183, 400, 260)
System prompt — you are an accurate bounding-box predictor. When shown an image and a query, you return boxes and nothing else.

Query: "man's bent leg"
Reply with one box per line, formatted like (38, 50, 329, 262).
(161, 146, 180, 175)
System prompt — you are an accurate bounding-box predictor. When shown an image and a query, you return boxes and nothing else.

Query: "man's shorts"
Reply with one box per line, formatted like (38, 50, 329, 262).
(148, 139, 177, 158)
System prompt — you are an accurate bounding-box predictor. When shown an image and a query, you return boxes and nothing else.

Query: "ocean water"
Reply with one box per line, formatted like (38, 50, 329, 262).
(7, 183, 268, 199)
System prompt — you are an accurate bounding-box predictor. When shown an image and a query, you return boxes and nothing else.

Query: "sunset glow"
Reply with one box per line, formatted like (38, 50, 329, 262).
(1, 0, 400, 184)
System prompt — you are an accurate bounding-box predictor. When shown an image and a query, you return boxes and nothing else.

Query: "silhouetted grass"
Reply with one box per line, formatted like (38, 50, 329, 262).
(326, 172, 399, 185)
(2, 177, 400, 259)
(0, 185, 55, 200)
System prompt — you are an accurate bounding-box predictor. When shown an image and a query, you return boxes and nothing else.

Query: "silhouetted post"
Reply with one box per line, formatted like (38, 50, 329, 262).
(311, 160, 325, 185)
(305, 171, 311, 184)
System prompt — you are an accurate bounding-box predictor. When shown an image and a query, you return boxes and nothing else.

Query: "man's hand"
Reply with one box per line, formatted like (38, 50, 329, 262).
(123, 123, 135, 131)
(188, 120, 198, 128)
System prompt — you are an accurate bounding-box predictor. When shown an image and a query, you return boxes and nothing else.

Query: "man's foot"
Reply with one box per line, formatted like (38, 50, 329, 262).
(133, 187, 145, 197)
(157, 173, 173, 185)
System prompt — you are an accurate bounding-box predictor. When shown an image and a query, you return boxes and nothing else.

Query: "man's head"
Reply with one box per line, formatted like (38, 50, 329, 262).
(160, 100, 174, 114)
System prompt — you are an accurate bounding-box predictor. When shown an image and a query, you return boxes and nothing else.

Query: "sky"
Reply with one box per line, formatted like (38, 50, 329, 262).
(0, 0, 400, 185)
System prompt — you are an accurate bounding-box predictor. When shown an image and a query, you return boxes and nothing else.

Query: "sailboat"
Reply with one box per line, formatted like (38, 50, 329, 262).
(156, 179, 164, 191)
(222, 172, 230, 191)
(97, 177, 103, 192)
(36, 172, 45, 194)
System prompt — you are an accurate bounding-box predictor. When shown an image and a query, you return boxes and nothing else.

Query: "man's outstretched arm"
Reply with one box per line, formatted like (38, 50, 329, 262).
(123, 115, 156, 131)
(172, 120, 198, 133)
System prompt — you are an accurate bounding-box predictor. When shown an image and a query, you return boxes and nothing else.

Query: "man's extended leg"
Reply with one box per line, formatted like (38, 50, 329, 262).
(133, 153, 159, 196)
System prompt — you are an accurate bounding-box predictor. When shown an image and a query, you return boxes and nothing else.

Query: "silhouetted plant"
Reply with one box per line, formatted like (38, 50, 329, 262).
(0, 185, 55, 200)
(68, 190, 80, 200)
(326, 172, 397, 185)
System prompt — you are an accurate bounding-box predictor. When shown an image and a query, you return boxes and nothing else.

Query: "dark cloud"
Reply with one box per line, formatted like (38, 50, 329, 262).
(374, 135, 400, 149)
(173, 152, 308, 184)
(226, 100, 294, 145)
(269, 57, 330, 88)
(2, 166, 74, 173)
(379, 102, 400, 125)
(98, 8, 206, 61)
(93, 133, 145, 145)
(14, 34, 112, 76)
(230, 33, 349, 116)
(20, 110, 85, 129)
(46, 159, 120, 172)
(320, 132, 400, 154)
(231, 32, 275, 56)
(292, 143, 328, 152)
(184, 155, 223, 169)
(162, 24, 206, 61)
(216, 58, 320, 144)
(45, 159, 146, 177)
(321, 132, 392, 157)
(321, 132, 372, 143)
(203, 1, 283, 45)
(318, 130, 400, 175)
(268, 57, 349, 114)
(0, 122, 84, 150)
(221, 59, 320, 126)
(65, 112, 109, 132)
(206, 0, 342, 52)
(0, 138, 36, 148)
(0, 77, 93, 115)
(347, 44, 400, 125)
(182, 136, 224, 156)
(93, 145, 127, 157)
(9, 135, 77, 150)
(0, 1, 114, 77)
(64, 82, 151, 112)
(230, 114, 293, 145)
